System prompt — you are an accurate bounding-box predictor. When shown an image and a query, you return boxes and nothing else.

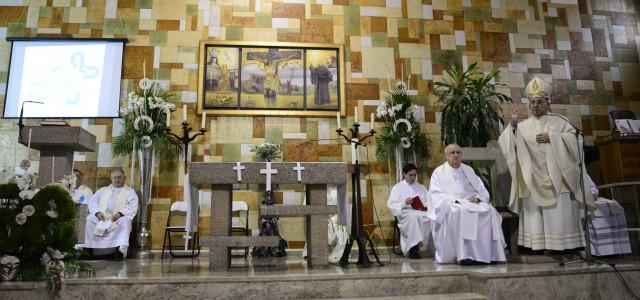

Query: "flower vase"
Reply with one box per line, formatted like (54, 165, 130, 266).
(135, 146, 155, 259)
(394, 144, 417, 183)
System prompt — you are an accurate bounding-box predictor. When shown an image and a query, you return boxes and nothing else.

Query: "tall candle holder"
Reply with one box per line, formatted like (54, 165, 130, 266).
(336, 122, 383, 268)
(166, 121, 207, 173)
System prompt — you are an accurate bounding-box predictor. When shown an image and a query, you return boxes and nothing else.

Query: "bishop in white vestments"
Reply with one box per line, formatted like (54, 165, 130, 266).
(428, 144, 506, 264)
(498, 76, 597, 251)
(84, 168, 138, 260)
(387, 163, 431, 259)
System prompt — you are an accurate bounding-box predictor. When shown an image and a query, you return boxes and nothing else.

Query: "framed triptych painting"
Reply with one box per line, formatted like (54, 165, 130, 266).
(197, 41, 345, 117)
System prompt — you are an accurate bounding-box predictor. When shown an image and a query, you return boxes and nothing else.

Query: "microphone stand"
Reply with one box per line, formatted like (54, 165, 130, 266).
(17, 100, 44, 144)
(336, 122, 384, 267)
(545, 113, 602, 265)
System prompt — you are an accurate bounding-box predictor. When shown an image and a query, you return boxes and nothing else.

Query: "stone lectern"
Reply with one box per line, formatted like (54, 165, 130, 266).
(190, 162, 348, 270)
(19, 126, 96, 187)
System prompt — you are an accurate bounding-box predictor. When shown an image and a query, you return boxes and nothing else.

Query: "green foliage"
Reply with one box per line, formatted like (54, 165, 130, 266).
(374, 81, 431, 161)
(433, 63, 512, 147)
(111, 84, 182, 162)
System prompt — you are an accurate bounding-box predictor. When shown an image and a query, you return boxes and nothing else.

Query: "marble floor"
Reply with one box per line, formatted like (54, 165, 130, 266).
(70, 249, 640, 282)
(4, 250, 640, 299)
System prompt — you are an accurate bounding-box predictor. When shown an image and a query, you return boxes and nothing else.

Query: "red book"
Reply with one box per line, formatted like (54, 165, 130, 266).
(410, 196, 427, 211)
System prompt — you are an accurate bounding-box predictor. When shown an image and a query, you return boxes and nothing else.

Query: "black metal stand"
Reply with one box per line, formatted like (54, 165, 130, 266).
(545, 114, 604, 266)
(166, 121, 206, 173)
(337, 123, 383, 267)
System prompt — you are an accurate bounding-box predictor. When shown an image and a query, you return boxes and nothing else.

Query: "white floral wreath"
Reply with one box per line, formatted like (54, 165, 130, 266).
(134, 115, 155, 132)
(393, 118, 412, 132)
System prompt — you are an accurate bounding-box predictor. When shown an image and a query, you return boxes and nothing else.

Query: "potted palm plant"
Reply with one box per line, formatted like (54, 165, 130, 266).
(433, 63, 512, 206)
(433, 62, 511, 148)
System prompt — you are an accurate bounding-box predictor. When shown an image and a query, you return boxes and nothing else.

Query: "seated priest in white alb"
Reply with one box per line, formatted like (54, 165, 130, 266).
(72, 169, 93, 204)
(585, 175, 632, 256)
(387, 163, 431, 259)
(428, 144, 506, 265)
(84, 168, 138, 260)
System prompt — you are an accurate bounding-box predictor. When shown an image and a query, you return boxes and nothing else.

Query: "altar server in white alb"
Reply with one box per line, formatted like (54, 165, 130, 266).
(498, 76, 597, 252)
(428, 144, 506, 264)
(71, 169, 93, 205)
(84, 168, 138, 260)
(387, 163, 431, 259)
(585, 175, 632, 256)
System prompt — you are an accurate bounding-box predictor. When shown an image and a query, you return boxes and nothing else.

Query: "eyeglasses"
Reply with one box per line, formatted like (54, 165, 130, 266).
(448, 151, 461, 154)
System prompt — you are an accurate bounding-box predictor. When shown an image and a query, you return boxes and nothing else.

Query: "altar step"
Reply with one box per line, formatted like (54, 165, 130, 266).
(260, 204, 337, 216)
(323, 293, 487, 300)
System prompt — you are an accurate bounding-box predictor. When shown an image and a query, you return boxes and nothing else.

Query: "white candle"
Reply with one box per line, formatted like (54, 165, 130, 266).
(166, 109, 171, 127)
(201, 111, 207, 129)
(143, 59, 146, 79)
(386, 70, 391, 89)
(336, 112, 341, 129)
(354, 106, 359, 123)
(183, 104, 187, 122)
(27, 129, 32, 153)
(370, 113, 374, 129)
(401, 64, 404, 83)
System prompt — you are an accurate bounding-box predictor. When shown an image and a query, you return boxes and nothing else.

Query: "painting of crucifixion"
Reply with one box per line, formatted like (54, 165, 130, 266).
(241, 47, 304, 109)
(198, 42, 344, 116)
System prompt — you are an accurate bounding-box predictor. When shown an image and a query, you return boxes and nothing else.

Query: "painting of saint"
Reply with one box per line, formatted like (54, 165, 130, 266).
(204, 47, 239, 108)
(241, 48, 303, 109)
(306, 49, 339, 110)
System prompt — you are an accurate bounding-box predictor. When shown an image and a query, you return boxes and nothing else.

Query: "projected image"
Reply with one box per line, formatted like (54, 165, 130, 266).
(4, 39, 124, 119)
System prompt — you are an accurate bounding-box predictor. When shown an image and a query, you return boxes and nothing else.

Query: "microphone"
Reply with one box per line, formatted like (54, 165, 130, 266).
(18, 100, 44, 144)
(545, 112, 582, 136)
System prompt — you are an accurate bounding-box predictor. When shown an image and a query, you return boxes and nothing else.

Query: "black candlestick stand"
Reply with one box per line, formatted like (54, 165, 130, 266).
(337, 123, 383, 267)
(166, 121, 206, 173)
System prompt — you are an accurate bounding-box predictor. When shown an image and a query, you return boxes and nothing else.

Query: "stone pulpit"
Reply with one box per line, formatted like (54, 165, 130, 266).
(189, 162, 348, 270)
(19, 126, 96, 187)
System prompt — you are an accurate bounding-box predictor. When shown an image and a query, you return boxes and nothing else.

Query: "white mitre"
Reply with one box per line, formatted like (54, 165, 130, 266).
(525, 76, 552, 101)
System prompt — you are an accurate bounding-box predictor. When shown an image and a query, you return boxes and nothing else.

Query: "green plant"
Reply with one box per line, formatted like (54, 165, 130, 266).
(251, 143, 282, 162)
(0, 182, 94, 293)
(112, 80, 182, 161)
(375, 81, 431, 161)
(433, 63, 512, 147)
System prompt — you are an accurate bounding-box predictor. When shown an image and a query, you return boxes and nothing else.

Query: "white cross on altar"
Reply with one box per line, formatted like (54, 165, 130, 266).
(233, 162, 246, 182)
(293, 162, 305, 183)
(260, 162, 278, 191)
(183, 233, 192, 251)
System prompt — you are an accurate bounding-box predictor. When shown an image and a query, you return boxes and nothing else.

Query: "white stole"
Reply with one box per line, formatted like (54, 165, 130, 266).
(440, 163, 502, 241)
(99, 185, 130, 219)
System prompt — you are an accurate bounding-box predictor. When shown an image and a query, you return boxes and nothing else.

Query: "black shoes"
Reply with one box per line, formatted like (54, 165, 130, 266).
(114, 250, 124, 261)
(459, 259, 475, 265)
(408, 245, 421, 259)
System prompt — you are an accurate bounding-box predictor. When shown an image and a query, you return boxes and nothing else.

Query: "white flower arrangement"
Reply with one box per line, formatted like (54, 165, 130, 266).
(112, 78, 182, 160)
(375, 80, 430, 159)
(251, 143, 282, 162)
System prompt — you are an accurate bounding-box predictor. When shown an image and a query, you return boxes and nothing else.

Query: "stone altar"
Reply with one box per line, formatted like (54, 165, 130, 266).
(189, 162, 348, 270)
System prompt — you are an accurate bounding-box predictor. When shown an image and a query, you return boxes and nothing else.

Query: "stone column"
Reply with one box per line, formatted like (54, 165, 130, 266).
(210, 184, 232, 270)
(306, 184, 328, 266)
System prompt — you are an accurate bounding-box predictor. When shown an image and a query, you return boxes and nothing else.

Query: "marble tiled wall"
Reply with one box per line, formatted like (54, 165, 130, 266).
(0, 0, 638, 249)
